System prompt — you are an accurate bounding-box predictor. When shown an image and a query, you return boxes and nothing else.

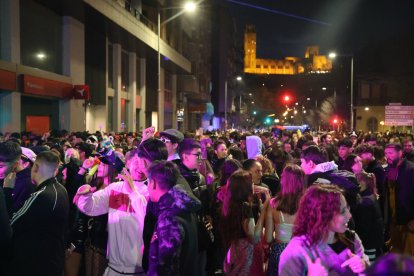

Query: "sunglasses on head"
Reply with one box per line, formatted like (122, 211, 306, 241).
(160, 137, 172, 143)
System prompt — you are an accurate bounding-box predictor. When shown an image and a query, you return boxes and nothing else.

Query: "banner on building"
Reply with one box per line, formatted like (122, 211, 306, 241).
(73, 85, 90, 101)
(385, 104, 414, 126)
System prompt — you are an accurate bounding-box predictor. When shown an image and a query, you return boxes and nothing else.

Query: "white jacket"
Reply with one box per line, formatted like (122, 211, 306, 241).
(76, 180, 148, 273)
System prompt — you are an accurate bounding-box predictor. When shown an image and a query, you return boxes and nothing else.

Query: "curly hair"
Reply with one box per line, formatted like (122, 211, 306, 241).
(255, 155, 274, 175)
(293, 184, 343, 246)
(356, 171, 377, 196)
(220, 169, 253, 247)
(275, 164, 306, 215)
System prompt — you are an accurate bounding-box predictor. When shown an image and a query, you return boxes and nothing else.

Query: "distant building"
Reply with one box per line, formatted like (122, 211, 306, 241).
(244, 24, 332, 75)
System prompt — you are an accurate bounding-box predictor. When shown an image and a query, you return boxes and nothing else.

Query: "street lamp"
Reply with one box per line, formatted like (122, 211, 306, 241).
(224, 76, 243, 131)
(157, 2, 197, 131)
(329, 52, 354, 131)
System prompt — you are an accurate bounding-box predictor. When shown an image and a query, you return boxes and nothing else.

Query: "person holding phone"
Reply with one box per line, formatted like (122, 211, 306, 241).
(0, 141, 35, 215)
(74, 148, 148, 276)
(9, 151, 69, 276)
(279, 184, 369, 275)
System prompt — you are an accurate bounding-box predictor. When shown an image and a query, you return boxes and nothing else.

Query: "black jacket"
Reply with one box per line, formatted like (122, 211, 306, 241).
(10, 177, 69, 276)
(353, 190, 384, 250)
(0, 187, 12, 275)
(148, 185, 201, 276)
(307, 169, 360, 209)
(0, 187, 11, 246)
(178, 162, 215, 251)
(365, 159, 385, 197)
(3, 167, 35, 216)
(403, 151, 414, 163)
(142, 174, 195, 272)
(384, 159, 414, 225)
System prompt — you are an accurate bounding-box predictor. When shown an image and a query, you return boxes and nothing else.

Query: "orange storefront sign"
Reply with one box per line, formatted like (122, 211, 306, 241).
(0, 69, 17, 91)
(188, 103, 206, 113)
(26, 115, 50, 135)
(23, 75, 72, 98)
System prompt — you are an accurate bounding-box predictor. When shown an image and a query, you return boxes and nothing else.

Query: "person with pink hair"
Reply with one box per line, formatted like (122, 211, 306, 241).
(279, 184, 369, 275)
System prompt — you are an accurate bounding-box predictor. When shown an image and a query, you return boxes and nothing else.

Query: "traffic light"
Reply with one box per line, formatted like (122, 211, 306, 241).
(281, 93, 294, 105)
(253, 110, 257, 115)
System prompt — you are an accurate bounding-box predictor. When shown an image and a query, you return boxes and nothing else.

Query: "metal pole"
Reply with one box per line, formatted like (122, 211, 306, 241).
(224, 80, 227, 131)
(350, 56, 354, 131)
(157, 12, 162, 131)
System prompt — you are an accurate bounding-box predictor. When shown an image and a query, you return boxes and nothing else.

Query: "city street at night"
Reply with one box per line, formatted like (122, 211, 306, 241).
(1, 0, 414, 275)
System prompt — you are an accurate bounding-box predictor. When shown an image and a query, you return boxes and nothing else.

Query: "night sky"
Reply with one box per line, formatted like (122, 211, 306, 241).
(222, 0, 414, 59)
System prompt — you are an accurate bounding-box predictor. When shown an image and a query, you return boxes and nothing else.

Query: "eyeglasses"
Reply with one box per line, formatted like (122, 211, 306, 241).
(160, 137, 171, 143)
(189, 153, 202, 160)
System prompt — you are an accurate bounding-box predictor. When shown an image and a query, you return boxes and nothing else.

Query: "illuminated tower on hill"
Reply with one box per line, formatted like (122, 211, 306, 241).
(244, 24, 332, 75)
(244, 25, 257, 72)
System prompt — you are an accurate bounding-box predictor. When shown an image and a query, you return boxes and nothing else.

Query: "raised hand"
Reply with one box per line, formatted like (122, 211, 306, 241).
(4, 171, 16, 189)
(73, 184, 96, 204)
(117, 167, 135, 194)
(142, 126, 155, 142)
(82, 157, 95, 169)
(340, 249, 366, 274)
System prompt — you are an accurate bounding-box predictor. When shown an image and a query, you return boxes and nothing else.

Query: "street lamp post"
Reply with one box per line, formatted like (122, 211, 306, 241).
(350, 56, 354, 131)
(224, 80, 227, 130)
(224, 76, 242, 131)
(157, 2, 196, 131)
(329, 52, 354, 131)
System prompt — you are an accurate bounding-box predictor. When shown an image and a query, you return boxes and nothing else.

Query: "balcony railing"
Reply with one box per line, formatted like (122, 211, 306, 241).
(113, 0, 190, 59)
(114, 0, 157, 32)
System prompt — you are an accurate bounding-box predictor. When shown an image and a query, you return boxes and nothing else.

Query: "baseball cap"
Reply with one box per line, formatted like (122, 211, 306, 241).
(21, 147, 37, 163)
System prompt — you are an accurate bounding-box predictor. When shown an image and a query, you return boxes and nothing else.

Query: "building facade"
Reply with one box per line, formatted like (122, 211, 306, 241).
(0, 0, 212, 134)
(244, 24, 332, 75)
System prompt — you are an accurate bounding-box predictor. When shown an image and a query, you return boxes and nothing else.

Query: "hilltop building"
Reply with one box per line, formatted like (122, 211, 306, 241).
(244, 24, 332, 75)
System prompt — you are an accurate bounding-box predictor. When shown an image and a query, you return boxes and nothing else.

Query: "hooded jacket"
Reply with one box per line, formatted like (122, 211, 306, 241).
(148, 185, 201, 276)
(246, 136, 263, 159)
(307, 161, 360, 209)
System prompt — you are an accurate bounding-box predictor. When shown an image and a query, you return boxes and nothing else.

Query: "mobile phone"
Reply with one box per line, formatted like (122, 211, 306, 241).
(254, 191, 266, 203)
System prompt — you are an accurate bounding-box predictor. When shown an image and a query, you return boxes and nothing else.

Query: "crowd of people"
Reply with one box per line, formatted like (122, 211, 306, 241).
(1, 127, 414, 275)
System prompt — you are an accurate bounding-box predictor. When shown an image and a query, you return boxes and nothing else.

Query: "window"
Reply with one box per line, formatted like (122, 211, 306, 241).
(108, 44, 113, 88)
(372, 84, 381, 99)
(136, 58, 140, 95)
(20, 0, 62, 74)
(165, 71, 172, 91)
(121, 50, 129, 91)
(107, 97, 114, 131)
(121, 98, 129, 131)
(360, 84, 370, 99)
